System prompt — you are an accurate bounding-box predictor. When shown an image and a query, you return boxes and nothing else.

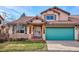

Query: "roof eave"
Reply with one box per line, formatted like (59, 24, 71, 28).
(41, 6, 70, 15)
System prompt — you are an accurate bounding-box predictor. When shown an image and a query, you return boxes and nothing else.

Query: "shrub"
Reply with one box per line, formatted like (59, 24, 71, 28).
(9, 38, 28, 41)
(0, 39, 8, 43)
(0, 33, 9, 43)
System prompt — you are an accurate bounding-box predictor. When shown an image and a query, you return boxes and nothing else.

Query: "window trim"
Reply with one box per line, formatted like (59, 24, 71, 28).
(45, 14, 56, 21)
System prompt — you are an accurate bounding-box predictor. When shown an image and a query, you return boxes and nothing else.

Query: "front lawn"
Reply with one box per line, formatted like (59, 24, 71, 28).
(0, 40, 47, 52)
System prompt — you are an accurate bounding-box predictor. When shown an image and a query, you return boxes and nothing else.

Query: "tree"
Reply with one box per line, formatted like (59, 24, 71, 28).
(20, 13, 26, 18)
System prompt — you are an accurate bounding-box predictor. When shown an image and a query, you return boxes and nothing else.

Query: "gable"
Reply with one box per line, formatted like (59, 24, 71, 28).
(41, 7, 70, 15)
(32, 20, 42, 23)
(41, 7, 70, 20)
(29, 16, 45, 22)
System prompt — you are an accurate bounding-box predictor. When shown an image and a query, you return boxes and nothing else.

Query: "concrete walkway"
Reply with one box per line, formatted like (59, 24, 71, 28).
(47, 41, 79, 51)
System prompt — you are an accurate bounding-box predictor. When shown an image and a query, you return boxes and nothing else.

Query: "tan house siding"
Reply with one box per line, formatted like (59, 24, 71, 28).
(53, 8, 69, 20)
(59, 11, 69, 20)
(9, 33, 28, 39)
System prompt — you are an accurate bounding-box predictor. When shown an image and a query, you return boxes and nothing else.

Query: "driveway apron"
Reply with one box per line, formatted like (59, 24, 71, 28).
(47, 41, 79, 51)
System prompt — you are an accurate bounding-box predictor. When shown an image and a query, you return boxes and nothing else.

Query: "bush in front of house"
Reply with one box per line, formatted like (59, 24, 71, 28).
(0, 33, 9, 43)
(0, 36, 46, 43)
(8, 38, 46, 43)
(9, 38, 28, 41)
(0, 39, 7, 43)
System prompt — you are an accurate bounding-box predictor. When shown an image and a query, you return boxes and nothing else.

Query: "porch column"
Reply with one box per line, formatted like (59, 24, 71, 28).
(27, 25, 32, 39)
(9, 25, 13, 38)
(27, 25, 29, 34)
(31, 25, 33, 34)
(27, 25, 30, 39)
(9, 26, 13, 35)
(31, 25, 33, 39)
(42, 24, 46, 40)
(28, 25, 33, 39)
(75, 26, 78, 40)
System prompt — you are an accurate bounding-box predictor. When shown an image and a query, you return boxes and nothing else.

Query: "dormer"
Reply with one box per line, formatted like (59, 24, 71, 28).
(41, 6, 70, 21)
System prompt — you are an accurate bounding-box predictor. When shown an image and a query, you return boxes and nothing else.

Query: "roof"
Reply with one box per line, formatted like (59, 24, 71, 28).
(8, 16, 33, 25)
(70, 15, 79, 20)
(8, 15, 46, 25)
(46, 20, 76, 25)
(8, 15, 79, 25)
(41, 6, 70, 15)
(69, 15, 79, 23)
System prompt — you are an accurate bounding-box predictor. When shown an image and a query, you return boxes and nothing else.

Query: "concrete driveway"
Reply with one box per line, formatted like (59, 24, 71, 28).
(47, 41, 79, 52)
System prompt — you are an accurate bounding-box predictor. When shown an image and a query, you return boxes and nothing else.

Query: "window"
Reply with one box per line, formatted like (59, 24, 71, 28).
(14, 25, 26, 33)
(0, 20, 1, 24)
(0, 30, 1, 34)
(45, 15, 56, 20)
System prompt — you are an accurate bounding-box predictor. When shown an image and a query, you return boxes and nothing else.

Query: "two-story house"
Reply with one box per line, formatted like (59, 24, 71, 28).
(8, 7, 79, 41)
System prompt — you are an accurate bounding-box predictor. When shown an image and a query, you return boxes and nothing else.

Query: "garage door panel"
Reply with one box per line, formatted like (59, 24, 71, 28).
(46, 27, 74, 40)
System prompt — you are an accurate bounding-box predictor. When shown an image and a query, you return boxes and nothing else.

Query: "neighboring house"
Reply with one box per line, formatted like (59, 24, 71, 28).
(7, 7, 79, 41)
(0, 15, 9, 39)
(0, 15, 6, 34)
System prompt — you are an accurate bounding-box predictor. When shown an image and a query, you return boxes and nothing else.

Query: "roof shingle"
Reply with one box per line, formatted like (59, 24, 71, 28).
(8, 16, 33, 25)
(41, 6, 70, 15)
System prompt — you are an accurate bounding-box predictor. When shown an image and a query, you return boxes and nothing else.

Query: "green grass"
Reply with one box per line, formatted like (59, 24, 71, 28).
(0, 40, 47, 52)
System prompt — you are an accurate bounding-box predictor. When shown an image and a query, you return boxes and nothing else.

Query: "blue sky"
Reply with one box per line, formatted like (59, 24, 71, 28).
(0, 6, 79, 22)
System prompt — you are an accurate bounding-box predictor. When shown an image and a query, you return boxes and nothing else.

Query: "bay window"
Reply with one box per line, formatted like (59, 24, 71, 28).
(13, 25, 26, 33)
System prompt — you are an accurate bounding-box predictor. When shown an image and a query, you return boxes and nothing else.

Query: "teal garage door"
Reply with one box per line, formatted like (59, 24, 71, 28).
(46, 27, 74, 40)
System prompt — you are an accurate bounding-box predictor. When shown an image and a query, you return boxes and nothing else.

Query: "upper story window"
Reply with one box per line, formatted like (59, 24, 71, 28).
(45, 15, 56, 20)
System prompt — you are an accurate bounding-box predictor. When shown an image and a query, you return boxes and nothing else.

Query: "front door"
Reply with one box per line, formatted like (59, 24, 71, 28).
(33, 26, 42, 38)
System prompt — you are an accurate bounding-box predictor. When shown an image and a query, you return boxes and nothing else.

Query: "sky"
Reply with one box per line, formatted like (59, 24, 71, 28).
(0, 6, 79, 22)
